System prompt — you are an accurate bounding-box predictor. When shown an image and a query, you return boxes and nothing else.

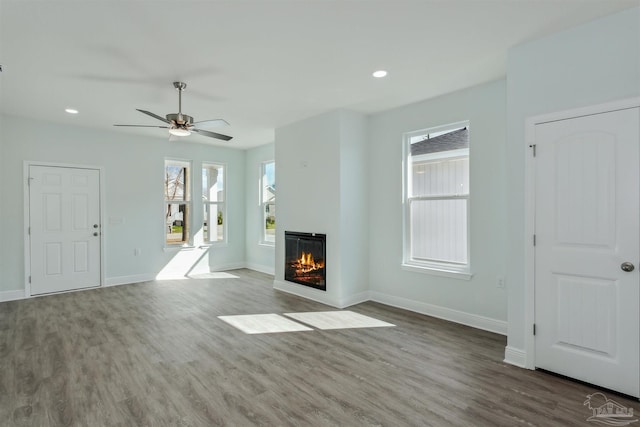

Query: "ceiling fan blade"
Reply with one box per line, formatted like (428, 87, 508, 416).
(192, 128, 233, 141)
(193, 119, 229, 129)
(136, 109, 170, 124)
(114, 124, 169, 128)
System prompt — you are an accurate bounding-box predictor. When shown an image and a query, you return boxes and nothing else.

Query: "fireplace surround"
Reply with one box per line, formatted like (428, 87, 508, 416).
(284, 231, 326, 291)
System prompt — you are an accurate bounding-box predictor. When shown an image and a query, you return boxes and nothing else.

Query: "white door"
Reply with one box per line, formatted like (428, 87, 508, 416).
(29, 165, 101, 295)
(534, 107, 640, 397)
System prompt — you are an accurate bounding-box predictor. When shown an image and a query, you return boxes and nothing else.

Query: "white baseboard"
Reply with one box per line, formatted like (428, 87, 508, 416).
(105, 274, 155, 287)
(273, 280, 371, 309)
(273, 280, 342, 308)
(340, 291, 371, 308)
(210, 262, 248, 272)
(0, 289, 26, 302)
(504, 346, 528, 368)
(245, 263, 275, 276)
(369, 291, 507, 335)
(105, 264, 272, 286)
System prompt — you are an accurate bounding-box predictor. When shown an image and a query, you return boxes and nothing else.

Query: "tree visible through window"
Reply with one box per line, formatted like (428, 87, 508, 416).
(403, 122, 470, 272)
(261, 161, 275, 244)
(165, 160, 190, 245)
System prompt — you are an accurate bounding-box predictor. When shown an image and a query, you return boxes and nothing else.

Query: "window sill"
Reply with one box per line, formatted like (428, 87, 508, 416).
(259, 242, 275, 248)
(401, 263, 473, 280)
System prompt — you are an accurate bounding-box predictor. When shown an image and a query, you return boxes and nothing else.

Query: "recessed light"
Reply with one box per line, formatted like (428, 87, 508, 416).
(65, 108, 79, 114)
(372, 70, 388, 78)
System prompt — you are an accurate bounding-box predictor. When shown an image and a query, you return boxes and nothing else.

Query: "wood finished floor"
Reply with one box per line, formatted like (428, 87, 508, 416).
(0, 269, 637, 426)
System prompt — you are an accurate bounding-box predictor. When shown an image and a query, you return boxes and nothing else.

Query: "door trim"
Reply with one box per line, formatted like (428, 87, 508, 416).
(523, 97, 640, 370)
(23, 161, 106, 297)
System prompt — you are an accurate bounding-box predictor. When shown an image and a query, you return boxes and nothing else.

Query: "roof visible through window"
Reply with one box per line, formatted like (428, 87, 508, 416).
(410, 127, 468, 156)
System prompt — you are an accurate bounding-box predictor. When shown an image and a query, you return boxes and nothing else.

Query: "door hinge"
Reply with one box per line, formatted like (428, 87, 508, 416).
(28, 276, 31, 284)
(533, 234, 536, 246)
(28, 227, 30, 235)
(529, 144, 537, 157)
(533, 324, 536, 336)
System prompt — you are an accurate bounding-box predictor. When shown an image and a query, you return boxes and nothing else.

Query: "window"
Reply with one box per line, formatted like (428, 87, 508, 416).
(260, 161, 276, 244)
(202, 163, 225, 243)
(165, 160, 190, 246)
(403, 121, 470, 275)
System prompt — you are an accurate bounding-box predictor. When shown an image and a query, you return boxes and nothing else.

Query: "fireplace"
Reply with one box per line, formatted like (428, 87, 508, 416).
(284, 231, 326, 291)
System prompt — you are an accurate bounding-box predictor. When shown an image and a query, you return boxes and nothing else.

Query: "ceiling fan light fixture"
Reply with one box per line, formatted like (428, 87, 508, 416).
(372, 70, 388, 78)
(169, 127, 191, 137)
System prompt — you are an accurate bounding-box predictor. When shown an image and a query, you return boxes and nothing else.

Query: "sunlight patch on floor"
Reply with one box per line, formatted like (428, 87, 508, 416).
(219, 311, 395, 334)
(218, 314, 313, 334)
(284, 311, 395, 330)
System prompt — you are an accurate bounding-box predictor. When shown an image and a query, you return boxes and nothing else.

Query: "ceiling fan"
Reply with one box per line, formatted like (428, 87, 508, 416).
(114, 82, 232, 141)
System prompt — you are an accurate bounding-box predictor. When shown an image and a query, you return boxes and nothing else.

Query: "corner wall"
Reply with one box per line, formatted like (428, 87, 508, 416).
(338, 111, 370, 304)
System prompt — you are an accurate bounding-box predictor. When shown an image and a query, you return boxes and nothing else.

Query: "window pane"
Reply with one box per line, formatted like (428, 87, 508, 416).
(262, 162, 275, 204)
(264, 202, 275, 243)
(165, 165, 186, 201)
(410, 199, 467, 264)
(411, 157, 469, 197)
(202, 164, 224, 202)
(203, 203, 210, 242)
(166, 203, 189, 244)
(261, 161, 276, 244)
(204, 203, 224, 242)
(409, 126, 469, 197)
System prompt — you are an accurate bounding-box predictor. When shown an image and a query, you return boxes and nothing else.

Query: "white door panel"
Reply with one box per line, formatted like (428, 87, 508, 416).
(535, 107, 640, 397)
(29, 166, 101, 295)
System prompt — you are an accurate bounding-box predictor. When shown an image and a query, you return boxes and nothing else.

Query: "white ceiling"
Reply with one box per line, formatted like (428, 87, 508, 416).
(1, 0, 637, 149)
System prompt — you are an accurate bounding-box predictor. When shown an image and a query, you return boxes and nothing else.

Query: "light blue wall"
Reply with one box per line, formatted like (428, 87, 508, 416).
(506, 7, 640, 353)
(0, 116, 246, 293)
(0, 115, 4, 293)
(245, 142, 275, 274)
(338, 110, 369, 302)
(367, 79, 508, 327)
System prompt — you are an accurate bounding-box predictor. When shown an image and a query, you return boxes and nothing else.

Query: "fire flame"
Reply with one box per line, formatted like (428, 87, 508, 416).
(296, 251, 324, 272)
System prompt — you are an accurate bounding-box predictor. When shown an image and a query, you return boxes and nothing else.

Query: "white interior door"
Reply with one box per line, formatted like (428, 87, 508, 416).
(29, 165, 101, 295)
(534, 107, 640, 397)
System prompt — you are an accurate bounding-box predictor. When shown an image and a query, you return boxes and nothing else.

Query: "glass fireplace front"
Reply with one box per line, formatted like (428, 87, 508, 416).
(284, 231, 326, 291)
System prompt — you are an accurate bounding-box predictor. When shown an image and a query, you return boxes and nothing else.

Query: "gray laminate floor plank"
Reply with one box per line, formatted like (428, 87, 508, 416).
(1, 268, 638, 426)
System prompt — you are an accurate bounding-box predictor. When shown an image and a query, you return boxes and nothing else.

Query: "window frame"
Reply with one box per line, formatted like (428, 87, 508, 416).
(202, 162, 227, 245)
(402, 121, 472, 279)
(164, 159, 192, 247)
(259, 160, 275, 246)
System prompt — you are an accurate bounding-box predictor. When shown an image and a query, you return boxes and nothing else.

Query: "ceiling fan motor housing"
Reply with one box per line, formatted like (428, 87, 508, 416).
(166, 113, 193, 126)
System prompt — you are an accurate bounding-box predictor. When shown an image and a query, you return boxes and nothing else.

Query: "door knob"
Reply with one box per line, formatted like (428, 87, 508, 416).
(93, 232, 99, 237)
(621, 262, 635, 272)
(93, 224, 99, 228)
